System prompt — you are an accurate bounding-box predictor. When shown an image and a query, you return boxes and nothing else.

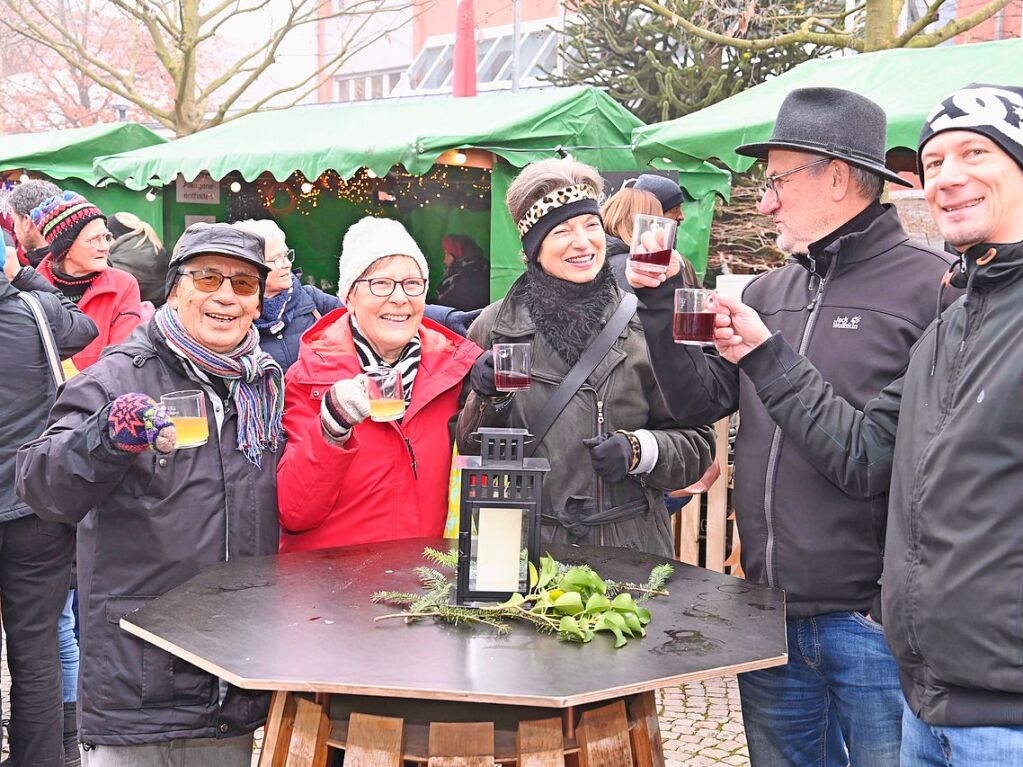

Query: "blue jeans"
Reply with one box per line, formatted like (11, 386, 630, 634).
(901, 699, 1023, 765)
(58, 589, 78, 703)
(738, 611, 902, 766)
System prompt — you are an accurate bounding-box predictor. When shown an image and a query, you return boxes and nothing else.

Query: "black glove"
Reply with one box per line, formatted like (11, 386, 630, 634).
(469, 350, 500, 398)
(583, 432, 634, 483)
(445, 308, 483, 337)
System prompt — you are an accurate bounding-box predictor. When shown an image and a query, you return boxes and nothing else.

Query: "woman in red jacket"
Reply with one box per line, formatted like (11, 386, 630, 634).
(277, 217, 480, 552)
(30, 192, 142, 372)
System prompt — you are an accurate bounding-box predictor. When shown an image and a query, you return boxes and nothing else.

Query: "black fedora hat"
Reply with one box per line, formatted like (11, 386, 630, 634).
(737, 87, 911, 187)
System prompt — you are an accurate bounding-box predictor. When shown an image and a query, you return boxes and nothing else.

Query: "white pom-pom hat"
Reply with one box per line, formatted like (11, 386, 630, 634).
(338, 217, 429, 301)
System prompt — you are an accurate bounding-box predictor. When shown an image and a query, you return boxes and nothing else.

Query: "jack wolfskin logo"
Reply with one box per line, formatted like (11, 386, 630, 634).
(833, 315, 862, 330)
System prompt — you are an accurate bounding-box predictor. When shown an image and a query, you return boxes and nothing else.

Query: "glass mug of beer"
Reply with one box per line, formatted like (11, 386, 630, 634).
(673, 289, 718, 345)
(365, 367, 406, 422)
(492, 343, 531, 392)
(628, 214, 677, 275)
(160, 390, 209, 448)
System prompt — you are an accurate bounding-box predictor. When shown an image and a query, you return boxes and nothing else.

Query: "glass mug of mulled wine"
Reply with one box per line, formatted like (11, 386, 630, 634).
(673, 289, 718, 346)
(492, 343, 532, 392)
(628, 214, 678, 275)
(365, 367, 406, 422)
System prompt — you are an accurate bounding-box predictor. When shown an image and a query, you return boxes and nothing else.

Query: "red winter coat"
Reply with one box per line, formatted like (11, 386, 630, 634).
(277, 308, 480, 552)
(37, 256, 143, 370)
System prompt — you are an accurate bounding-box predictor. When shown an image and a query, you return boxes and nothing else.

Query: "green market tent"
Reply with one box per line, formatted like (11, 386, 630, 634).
(632, 39, 1023, 175)
(95, 87, 729, 297)
(1, 122, 167, 235)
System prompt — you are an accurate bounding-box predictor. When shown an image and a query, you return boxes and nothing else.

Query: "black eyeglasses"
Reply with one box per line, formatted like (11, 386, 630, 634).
(760, 158, 831, 197)
(353, 277, 427, 298)
(178, 269, 262, 297)
(268, 249, 296, 269)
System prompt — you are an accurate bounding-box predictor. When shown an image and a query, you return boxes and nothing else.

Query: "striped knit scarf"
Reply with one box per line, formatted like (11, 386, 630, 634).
(350, 315, 420, 406)
(154, 305, 284, 467)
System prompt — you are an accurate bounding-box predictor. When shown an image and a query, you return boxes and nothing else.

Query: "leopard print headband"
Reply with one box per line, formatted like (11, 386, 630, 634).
(516, 184, 600, 236)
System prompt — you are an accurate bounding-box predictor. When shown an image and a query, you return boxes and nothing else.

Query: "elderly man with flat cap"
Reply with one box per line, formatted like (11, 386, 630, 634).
(709, 83, 1023, 765)
(17, 223, 284, 766)
(628, 88, 958, 765)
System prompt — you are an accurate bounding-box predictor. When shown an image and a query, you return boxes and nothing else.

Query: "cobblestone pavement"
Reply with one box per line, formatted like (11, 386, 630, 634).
(4, 643, 748, 766)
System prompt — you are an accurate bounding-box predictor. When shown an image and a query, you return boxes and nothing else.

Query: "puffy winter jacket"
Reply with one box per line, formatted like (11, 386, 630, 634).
(635, 204, 956, 617)
(16, 322, 280, 745)
(106, 229, 170, 305)
(739, 239, 1023, 727)
(277, 309, 480, 551)
(37, 255, 143, 370)
(456, 275, 715, 558)
(0, 267, 97, 523)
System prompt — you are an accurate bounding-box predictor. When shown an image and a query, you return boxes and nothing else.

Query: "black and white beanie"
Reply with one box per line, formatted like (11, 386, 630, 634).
(918, 83, 1023, 177)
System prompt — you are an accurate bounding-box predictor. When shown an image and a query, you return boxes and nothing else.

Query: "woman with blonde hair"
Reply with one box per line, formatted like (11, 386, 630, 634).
(456, 158, 714, 557)
(107, 211, 169, 305)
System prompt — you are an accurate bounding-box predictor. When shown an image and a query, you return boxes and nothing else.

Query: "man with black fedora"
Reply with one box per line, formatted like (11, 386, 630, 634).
(702, 83, 1023, 764)
(627, 87, 957, 765)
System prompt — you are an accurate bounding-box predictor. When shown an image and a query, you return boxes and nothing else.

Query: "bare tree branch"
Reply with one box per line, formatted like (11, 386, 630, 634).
(906, 0, 1015, 46)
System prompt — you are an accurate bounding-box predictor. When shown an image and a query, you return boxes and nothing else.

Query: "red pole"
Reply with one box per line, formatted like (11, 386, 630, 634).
(452, 0, 477, 97)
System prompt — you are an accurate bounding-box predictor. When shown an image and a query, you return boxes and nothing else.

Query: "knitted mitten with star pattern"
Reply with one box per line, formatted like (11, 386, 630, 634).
(107, 393, 177, 454)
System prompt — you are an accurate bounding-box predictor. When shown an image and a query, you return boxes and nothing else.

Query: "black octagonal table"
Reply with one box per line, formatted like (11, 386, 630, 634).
(121, 538, 786, 766)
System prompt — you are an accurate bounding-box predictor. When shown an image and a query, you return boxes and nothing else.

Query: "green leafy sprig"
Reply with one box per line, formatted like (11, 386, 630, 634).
(372, 549, 673, 649)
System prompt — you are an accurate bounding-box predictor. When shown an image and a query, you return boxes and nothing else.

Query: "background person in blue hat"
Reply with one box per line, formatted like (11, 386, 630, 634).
(708, 83, 1023, 766)
(628, 87, 959, 765)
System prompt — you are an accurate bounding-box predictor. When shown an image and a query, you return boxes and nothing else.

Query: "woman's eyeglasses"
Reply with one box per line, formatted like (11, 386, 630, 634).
(83, 232, 115, 248)
(353, 277, 427, 297)
(178, 269, 262, 297)
(268, 249, 296, 269)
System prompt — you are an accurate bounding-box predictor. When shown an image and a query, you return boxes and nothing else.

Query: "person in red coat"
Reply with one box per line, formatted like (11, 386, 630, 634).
(277, 217, 480, 552)
(30, 192, 142, 371)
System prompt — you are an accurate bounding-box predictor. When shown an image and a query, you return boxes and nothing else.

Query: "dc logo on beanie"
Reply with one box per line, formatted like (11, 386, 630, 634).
(925, 85, 1023, 148)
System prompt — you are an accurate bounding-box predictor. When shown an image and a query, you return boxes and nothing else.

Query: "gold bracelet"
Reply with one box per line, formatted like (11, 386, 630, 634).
(617, 430, 642, 472)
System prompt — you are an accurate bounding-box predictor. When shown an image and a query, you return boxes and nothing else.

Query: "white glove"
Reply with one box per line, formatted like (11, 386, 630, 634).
(320, 374, 370, 443)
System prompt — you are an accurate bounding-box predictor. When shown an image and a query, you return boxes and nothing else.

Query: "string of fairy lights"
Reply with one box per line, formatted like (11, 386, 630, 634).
(225, 164, 492, 222)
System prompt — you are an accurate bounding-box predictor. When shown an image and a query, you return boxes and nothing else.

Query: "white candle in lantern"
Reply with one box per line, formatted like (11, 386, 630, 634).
(474, 507, 523, 593)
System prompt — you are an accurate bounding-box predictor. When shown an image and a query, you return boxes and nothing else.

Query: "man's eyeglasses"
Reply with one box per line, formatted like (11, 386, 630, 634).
(760, 158, 831, 197)
(83, 232, 115, 248)
(178, 269, 262, 297)
(353, 277, 427, 298)
(268, 249, 296, 269)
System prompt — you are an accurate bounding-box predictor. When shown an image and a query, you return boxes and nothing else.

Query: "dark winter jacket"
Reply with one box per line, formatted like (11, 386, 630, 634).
(635, 205, 956, 618)
(739, 239, 1023, 727)
(457, 275, 715, 558)
(436, 252, 490, 311)
(259, 274, 481, 372)
(107, 230, 170, 305)
(0, 267, 97, 523)
(15, 322, 280, 745)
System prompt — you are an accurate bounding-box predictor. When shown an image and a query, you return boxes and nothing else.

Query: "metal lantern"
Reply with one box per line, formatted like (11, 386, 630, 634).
(455, 427, 550, 605)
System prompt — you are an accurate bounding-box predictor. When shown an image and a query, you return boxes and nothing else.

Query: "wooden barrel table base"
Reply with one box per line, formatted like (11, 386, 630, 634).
(259, 689, 666, 767)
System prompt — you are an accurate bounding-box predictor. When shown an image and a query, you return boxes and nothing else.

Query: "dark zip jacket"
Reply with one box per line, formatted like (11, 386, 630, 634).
(0, 266, 97, 523)
(739, 240, 1023, 726)
(636, 205, 956, 617)
(16, 322, 280, 745)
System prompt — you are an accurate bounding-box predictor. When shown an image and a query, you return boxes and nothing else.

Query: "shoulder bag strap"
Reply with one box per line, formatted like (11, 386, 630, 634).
(18, 291, 66, 387)
(525, 291, 638, 456)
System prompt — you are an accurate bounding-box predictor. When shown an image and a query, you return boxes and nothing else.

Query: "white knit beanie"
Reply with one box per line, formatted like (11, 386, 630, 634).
(338, 217, 430, 301)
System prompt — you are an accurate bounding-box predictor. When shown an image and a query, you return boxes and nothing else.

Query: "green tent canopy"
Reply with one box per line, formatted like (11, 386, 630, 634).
(633, 39, 1023, 174)
(1, 123, 165, 185)
(94, 87, 730, 297)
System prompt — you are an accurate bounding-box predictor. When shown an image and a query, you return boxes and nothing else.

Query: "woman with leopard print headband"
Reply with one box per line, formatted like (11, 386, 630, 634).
(455, 158, 715, 557)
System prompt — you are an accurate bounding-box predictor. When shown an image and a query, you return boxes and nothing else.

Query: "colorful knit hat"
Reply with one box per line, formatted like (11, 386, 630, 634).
(30, 191, 105, 261)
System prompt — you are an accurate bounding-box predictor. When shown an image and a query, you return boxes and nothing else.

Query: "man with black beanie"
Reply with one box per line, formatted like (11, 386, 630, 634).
(710, 83, 1023, 762)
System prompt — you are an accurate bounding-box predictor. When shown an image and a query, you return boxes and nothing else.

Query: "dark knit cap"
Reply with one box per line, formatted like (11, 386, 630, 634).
(633, 174, 687, 210)
(106, 213, 133, 240)
(918, 83, 1023, 178)
(30, 191, 105, 261)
